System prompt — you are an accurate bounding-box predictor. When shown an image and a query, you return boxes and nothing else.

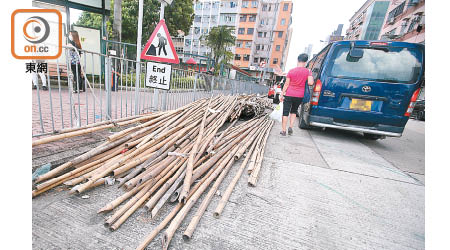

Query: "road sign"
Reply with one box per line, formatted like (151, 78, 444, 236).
(259, 61, 266, 68)
(145, 61, 171, 90)
(140, 19, 179, 64)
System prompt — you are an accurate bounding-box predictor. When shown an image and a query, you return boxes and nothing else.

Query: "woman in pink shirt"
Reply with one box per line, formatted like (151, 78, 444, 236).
(280, 53, 314, 136)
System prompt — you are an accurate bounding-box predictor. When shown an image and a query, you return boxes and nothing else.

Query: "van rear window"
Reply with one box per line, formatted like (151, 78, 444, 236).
(326, 46, 423, 83)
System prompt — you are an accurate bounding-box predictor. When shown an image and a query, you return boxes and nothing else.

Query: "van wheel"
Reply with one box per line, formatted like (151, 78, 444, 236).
(363, 133, 382, 140)
(298, 104, 311, 129)
(417, 111, 425, 121)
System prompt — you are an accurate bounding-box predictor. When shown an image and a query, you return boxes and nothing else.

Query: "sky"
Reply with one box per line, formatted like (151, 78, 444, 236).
(285, 0, 367, 71)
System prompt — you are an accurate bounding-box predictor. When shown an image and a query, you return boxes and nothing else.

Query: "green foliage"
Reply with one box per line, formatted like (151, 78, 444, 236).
(76, 0, 194, 45)
(202, 26, 236, 75)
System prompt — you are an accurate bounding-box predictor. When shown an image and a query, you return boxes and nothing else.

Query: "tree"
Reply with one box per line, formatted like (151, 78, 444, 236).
(76, 0, 194, 46)
(112, 0, 122, 42)
(203, 26, 236, 75)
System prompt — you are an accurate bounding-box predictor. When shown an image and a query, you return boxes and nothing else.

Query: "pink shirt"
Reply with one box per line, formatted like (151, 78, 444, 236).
(285, 67, 312, 98)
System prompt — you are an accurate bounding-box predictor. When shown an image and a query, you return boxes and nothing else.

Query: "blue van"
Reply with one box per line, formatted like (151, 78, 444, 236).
(299, 40, 425, 140)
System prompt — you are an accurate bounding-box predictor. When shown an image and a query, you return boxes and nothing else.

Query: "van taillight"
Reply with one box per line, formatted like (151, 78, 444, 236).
(404, 88, 421, 117)
(310, 79, 322, 105)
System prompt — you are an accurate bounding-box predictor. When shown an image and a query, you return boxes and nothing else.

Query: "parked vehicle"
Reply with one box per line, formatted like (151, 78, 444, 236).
(299, 40, 425, 140)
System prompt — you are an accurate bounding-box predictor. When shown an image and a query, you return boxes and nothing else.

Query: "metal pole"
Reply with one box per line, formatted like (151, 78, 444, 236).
(135, 0, 144, 115)
(153, 2, 166, 111)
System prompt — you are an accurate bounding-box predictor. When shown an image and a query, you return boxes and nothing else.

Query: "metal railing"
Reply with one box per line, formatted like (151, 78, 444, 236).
(32, 46, 269, 137)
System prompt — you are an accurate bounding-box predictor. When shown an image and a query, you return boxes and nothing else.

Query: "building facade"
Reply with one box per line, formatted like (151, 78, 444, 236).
(183, 0, 293, 84)
(345, 0, 390, 40)
(379, 0, 424, 44)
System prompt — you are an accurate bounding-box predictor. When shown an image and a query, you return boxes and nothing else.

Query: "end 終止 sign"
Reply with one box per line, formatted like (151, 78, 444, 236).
(145, 61, 171, 90)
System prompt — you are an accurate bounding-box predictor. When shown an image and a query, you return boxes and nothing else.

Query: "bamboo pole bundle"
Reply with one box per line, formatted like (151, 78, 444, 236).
(213, 120, 269, 218)
(248, 120, 274, 186)
(33, 94, 277, 250)
(180, 99, 211, 203)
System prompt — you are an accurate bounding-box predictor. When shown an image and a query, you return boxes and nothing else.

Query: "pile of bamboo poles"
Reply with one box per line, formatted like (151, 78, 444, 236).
(32, 94, 274, 250)
(239, 95, 273, 118)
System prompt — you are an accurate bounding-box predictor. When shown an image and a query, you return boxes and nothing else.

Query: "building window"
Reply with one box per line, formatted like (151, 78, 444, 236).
(195, 2, 202, 10)
(238, 28, 245, 34)
(254, 57, 259, 63)
(249, 15, 256, 22)
(273, 58, 278, 64)
(236, 41, 243, 48)
(387, 1, 406, 22)
(281, 18, 286, 25)
(243, 54, 250, 61)
(251, 1, 258, 8)
(268, 4, 272, 11)
(194, 15, 201, 22)
(240, 15, 247, 22)
(245, 41, 252, 48)
(260, 19, 265, 25)
(185, 39, 191, 46)
(242, 1, 249, 8)
(256, 44, 260, 50)
(264, 32, 267, 37)
(230, 1, 237, 8)
(283, 3, 289, 11)
(278, 31, 283, 38)
(247, 28, 254, 35)
(276, 45, 281, 51)
(235, 54, 241, 60)
(258, 32, 263, 37)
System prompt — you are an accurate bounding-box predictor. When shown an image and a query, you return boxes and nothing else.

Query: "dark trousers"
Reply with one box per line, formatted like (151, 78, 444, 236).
(283, 96, 303, 116)
(71, 63, 84, 91)
(158, 46, 167, 56)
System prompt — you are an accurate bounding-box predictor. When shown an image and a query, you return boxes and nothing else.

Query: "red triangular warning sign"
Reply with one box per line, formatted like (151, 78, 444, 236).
(140, 19, 180, 64)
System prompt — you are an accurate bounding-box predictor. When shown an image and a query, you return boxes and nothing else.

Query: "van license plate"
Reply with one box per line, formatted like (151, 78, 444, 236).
(350, 99, 372, 111)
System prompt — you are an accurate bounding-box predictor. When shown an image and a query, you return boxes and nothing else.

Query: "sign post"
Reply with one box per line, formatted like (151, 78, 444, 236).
(134, 0, 144, 115)
(139, 3, 180, 111)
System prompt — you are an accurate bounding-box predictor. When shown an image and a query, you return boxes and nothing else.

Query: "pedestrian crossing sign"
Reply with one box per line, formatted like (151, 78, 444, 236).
(140, 19, 179, 64)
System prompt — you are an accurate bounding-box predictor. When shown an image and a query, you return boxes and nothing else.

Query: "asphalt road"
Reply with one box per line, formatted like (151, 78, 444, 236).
(32, 117, 424, 250)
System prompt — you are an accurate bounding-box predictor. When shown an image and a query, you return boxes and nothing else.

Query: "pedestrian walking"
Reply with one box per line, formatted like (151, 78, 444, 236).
(68, 30, 85, 93)
(279, 53, 314, 136)
(32, 62, 48, 91)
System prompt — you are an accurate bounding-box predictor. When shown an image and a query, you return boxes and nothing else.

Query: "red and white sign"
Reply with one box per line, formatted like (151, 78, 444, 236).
(259, 61, 266, 68)
(140, 19, 179, 64)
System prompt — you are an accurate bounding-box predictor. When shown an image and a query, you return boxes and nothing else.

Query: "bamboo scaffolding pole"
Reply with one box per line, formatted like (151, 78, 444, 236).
(247, 120, 273, 174)
(183, 149, 238, 240)
(104, 181, 153, 227)
(213, 122, 268, 218)
(109, 155, 186, 231)
(34, 134, 133, 183)
(180, 98, 212, 203)
(161, 143, 241, 250)
(145, 163, 186, 214)
(248, 121, 274, 186)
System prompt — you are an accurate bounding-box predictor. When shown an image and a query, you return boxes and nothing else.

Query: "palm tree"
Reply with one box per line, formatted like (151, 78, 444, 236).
(203, 26, 236, 75)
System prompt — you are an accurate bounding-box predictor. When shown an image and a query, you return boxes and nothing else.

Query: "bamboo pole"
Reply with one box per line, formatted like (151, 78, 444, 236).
(180, 98, 212, 203)
(183, 152, 236, 240)
(248, 120, 274, 186)
(161, 143, 241, 250)
(213, 122, 267, 218)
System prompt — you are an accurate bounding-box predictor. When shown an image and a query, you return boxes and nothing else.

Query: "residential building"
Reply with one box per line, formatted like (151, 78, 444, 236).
(173, 30, 185, 61)
(183, 0, 293, 85)
(345, 0, 390, 40)
(379, 0, 424, 44)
